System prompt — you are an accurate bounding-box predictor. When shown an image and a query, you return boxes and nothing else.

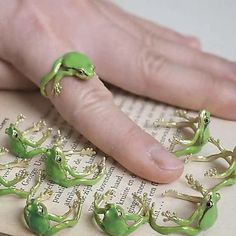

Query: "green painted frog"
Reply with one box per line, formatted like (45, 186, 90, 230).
(93, 190, 149, 236)
(149, 174, 220, 235)
(186, 137, 236, 191)
(24, 172, 82, 236)
(0, 147, 29, 198)
(44, 133, 105, 187)
(40, 51, 96, 96)
(154, 110, 211, 157)
(5, 114, 52, 159)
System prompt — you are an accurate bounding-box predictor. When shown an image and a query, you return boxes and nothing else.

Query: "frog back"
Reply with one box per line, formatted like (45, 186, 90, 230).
(24, 208, 50, 234)
(9, 138, 26, 157)
(45, 157, 66, 184)
(63, 52, 93, 69)
(199, 205, 218, 230)
(103, 214, 128, 236)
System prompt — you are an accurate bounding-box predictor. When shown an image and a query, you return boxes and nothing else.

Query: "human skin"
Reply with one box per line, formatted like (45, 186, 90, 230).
(0, 0, 236, 183)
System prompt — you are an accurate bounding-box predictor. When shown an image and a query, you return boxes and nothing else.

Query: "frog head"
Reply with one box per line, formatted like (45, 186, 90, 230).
(203, 192, 221, 210)
(75, 63, 95, 79)
(105, 204, 125, 219)
(199, 110, 211, 128)
(5, 114, 25, 140)
(5, 123, 21, 141)
(46, 146, 67, 169)
(25, 199, 48, 217)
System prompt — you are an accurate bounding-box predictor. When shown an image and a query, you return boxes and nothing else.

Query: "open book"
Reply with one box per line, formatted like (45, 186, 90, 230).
(0, 87, 235, 236)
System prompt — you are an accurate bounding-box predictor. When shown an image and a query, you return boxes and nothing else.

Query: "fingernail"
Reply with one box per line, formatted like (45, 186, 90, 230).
(148, 146, 184, 171)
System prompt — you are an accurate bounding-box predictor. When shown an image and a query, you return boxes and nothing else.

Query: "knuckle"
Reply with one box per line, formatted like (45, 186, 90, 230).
(109, 123, 140, 157)
(72, 85, 113, 118)
(136, 47, 167, 93)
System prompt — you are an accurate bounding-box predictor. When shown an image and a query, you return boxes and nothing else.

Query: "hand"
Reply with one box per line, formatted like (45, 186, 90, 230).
(0, 0, 236, 183)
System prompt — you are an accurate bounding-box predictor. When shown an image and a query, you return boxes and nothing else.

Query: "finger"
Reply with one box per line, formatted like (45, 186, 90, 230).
(1, 16, 183, 183)
(94, 1, 236, 83)
(95, 0, 201, 48)
(85, 27, 236, 120)
(0, 60, 35, 90)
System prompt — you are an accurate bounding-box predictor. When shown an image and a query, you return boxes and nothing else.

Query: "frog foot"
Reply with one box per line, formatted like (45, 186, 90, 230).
(162, 210, 178, 222)
(169, 135, 181, 145)
(53, 83, 62, 96)
(0, 147, 9, 155)
(39, 189, 53, 201)
(153, 118, 166, 127)
(133, 192, 149, 215)
(204, 168, 218, 177)
(83, 163, 99, 175)
(79, 148, 96, 157)
(175, 109, 187, 118)
(94, 189, 115, 205)
(15, 170, 28, 181)
(16, 114, 26, 125)
(32, 120, 47, 132)
(15, 158, 30, 168)
(184, 154, 193, 164)
(43, 128, 53, 137)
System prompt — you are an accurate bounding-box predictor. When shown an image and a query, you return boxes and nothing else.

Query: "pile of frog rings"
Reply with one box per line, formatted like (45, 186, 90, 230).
(0, 52, 235, 236)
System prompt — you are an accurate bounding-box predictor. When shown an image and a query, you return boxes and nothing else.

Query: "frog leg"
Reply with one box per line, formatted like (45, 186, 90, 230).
(49, 192, 81, 222)
(65, 163, 99, 178)
(174, 146, 202, 157)
(185, 152, 232, 164)
(163, 190, 202, 203)
(40, 57, 63, 96)
(22, 148, 48, 159)
(23, 128, 52, 148)
(149, 204, 199, 236)
(61, 158, 105, 187)
(175, 110, 198, 124)
(0, 170, 28, 187)
(52, 69, 75, 95)
(0, 187, 28, 198)
(154, 119, 196, 131)
(161, 208, 202, 226)
(211, 177, 236, 192)
(127, 217, 147, 234)
(0, 159, 29, 170)
(22, 120, 46, 135)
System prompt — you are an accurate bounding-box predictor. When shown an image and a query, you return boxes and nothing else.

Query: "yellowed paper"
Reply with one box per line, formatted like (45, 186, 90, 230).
(0, 88, 235, 236)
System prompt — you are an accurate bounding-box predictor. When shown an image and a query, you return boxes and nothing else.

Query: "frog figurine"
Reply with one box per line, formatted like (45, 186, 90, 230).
(93, 190, 150, 236)
(0, 147, 29, 197)
(153, 110, 211, 157)
(5, 114, 52, 159)
(44, 132, 106, 187)
(149, 174, 220, 236)
(186, 137, 236, 191)
(40, 51, 96, 96)
(24, 171, 82, 236)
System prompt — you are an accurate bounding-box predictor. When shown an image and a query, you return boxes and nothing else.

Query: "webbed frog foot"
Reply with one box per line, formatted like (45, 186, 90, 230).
(168, 135, 181, 145)
(133, 192, 149, 215)
(94, 189, 115, 205)
(43, 128, 53, 138)
(175, 109, 187, 118)
(204, 168, 218, 177)
(15, 158, 30, 168)
(53, 82, 62, 96)
(79, 147, 96, 156)
(15, 170, 28, 181)
(162, 210, 178, 222)
(162, 189, 179, 197)
(32, 120, 47, 132)
(0, 147, 9, 155)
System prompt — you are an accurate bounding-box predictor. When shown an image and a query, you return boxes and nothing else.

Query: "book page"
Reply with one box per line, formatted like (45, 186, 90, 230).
(0, 87, 235, 236)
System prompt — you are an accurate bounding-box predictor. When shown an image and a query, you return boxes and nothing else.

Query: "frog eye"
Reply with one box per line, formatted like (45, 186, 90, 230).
(206, 200, 213, 208)
(117, 209, 123, 217)
(55, 155, 62, 163)
(37, 205, 44, 214)
(13, 130, 18, 138)
(204, 117, 210, 124)
(77, 69, 84, 75)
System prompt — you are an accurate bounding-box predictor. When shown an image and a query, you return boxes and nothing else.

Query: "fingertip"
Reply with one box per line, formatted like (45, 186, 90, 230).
(186, 36, 201, 50)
